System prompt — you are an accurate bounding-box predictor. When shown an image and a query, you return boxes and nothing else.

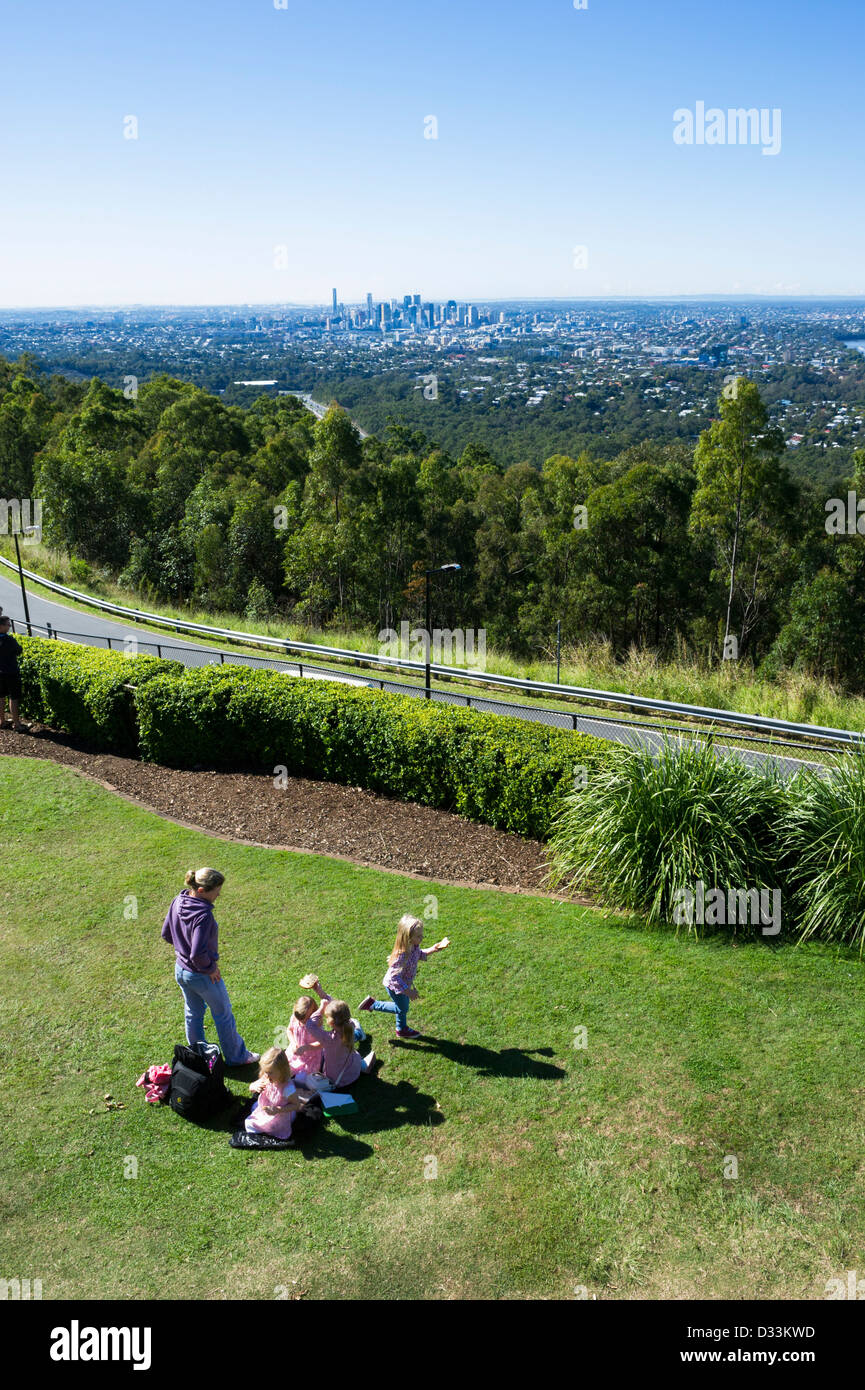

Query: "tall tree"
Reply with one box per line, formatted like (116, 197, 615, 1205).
(689, 380, 795, 660)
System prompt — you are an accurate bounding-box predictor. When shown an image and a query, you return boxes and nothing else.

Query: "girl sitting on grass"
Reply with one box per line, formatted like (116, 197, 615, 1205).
(358, 914, 450, 1039)
(245, 1047, 312, 1139)
(299, 975, 377, 1087)
(285, 994, 324, 1081)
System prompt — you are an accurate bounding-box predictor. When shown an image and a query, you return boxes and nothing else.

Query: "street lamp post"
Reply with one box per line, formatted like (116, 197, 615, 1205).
(13, 532, 32, 637)
(424, 563, 461, 700)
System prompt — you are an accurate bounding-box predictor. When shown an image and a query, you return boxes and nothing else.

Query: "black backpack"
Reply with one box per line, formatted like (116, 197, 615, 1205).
(169, 1042, 233, 1121)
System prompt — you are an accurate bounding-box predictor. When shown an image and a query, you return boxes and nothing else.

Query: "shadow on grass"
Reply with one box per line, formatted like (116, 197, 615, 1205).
(393, 1037, 565, 1081)
(333, 1074, 444, 1140)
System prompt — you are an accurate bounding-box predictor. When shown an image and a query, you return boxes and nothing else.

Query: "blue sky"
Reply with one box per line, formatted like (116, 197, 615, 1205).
(0, 0, 862, 306)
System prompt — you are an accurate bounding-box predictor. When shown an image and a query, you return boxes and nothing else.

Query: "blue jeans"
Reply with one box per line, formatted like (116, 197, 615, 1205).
(370, 988, 410, 1031)
(174, 962, 248, 1065)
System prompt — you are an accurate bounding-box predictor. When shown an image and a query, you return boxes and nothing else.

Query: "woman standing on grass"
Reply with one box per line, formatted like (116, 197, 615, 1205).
(161, 868, 259, 1067)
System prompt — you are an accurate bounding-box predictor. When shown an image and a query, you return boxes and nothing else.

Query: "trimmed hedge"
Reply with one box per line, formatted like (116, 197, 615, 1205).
(17, 635, 183, 755)
(135, 665, 607, 839)
(10, 640, 606, 839)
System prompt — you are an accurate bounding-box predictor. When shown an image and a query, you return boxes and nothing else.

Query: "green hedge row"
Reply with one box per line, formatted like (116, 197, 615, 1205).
(15, 639, 606, 838)
(135, 666, 606, 839)
(18, 636, 182, 755)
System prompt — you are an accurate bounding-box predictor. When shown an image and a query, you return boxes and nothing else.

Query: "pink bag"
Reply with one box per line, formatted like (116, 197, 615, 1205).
(136, 1063, 172, 1103)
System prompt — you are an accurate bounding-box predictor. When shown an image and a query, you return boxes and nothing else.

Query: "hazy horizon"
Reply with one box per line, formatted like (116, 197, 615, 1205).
(4, 293, 865, 315)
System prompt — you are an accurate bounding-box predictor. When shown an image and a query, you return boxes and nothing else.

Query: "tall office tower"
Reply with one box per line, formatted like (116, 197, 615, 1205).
(412, 293, 421, 306)
(446, 299, 457, 322)
(468, 305, 479, 326)
(367, 292, 373, 320)
(332, 288, 338, 316)
(403, 294, 412, 311)
(380, 303, 391, 326)
(457, 305, 467, 326)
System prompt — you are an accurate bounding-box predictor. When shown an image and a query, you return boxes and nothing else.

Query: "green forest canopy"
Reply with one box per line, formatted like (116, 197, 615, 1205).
(2, 355, 865, 690)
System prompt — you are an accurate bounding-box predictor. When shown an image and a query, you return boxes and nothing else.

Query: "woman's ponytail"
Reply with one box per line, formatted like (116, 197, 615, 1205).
(185, 867, 225, 892)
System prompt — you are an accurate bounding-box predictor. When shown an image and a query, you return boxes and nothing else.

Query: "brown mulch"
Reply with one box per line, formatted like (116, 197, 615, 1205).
(0, 723, 578, 899)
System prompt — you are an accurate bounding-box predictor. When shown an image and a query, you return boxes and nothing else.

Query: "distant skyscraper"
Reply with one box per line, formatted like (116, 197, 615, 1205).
(332, 288, 338, 316)
(468, 305, 479, 326)
(367, 292, 373, 319)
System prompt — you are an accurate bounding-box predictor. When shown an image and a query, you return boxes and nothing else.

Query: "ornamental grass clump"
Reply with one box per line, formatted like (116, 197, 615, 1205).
(783, 749, 865, 953)
(547, 736, 788, 932)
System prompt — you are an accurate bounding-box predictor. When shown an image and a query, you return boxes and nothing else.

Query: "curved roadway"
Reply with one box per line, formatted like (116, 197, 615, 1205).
(0, 568, 825, 780)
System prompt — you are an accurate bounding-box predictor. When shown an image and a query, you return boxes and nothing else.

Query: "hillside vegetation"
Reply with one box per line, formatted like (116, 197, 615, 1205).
(3, 355, 865, 691)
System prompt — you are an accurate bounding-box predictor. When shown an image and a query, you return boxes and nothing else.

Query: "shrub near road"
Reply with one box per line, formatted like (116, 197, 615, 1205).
(135, 664, 606, 839)
(14, 636, 607, 840)
(548, 738, 790, 933)
(784, 753, 865, 953)
(17, 636, 181, 755)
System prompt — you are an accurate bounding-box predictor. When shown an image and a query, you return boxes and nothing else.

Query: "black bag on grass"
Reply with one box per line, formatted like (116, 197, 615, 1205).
(170, 1042, 233, 1121)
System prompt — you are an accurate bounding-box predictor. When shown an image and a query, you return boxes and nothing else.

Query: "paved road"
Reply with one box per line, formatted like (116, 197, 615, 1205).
(0, 567, 827, 779)
(289, 391, 370, 438)
(0, 569, 368, 684)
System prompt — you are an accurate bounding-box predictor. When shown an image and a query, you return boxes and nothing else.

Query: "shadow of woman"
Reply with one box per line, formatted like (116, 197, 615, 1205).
(393, 1037, 565, 1081)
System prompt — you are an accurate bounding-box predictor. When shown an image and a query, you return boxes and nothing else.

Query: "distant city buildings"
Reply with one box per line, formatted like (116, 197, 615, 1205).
(2, 297, 863, 467)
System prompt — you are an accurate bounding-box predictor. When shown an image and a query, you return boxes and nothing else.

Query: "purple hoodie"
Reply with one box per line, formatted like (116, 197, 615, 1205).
(161, 891, 220, 973)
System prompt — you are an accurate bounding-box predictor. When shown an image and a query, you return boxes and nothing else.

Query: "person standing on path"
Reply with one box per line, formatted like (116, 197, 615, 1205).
(0, 616, 27, 733)
(161, 868, 259, 1066)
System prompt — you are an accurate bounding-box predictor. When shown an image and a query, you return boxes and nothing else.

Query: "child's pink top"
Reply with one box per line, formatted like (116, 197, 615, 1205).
(305, 996, 362, 1087)
(383, 944, 431, 994)
(246, 1079, 296, 1139)
(286, 1013, 323, 1070)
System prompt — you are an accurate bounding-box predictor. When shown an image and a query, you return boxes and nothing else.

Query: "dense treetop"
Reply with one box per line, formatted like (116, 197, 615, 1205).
(1, 355, 864, 689)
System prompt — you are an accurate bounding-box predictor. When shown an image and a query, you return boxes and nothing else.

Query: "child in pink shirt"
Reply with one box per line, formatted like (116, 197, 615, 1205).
(300, 975, 377, 1088)
(285, 994, 323, 1082)
(246, 1047, 311, 1139)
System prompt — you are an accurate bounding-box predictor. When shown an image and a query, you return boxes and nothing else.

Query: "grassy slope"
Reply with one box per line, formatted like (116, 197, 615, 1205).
(0, 758, 862, 1301)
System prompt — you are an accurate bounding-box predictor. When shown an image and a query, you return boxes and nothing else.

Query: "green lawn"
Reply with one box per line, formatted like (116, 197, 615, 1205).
(0, 756, 862, 1301)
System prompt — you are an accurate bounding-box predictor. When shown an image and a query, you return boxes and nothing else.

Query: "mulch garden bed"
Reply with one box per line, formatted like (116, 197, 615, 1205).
(0, 723, 577, 898)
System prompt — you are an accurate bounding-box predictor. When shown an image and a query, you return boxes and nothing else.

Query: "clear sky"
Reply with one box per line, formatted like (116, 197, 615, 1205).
(1, 0, 862, 306)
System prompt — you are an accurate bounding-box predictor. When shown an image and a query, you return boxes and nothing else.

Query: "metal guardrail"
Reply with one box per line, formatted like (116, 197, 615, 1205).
(1, 554, 861, 750)
(10, 618, 830, 764)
